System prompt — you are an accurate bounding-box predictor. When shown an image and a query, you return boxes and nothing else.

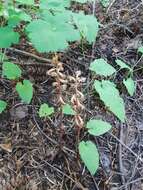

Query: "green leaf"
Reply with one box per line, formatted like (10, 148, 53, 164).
(62, 104, 75, 115)
(72, 12, 99, 43)
(73, 0, 93, 3)
(39, 103, 54, 117)
(89, 58, 116, 76)
(100, 0, 110, 7)
(0, 100, 7, 113)
(8, 9, 31, 27)
(79, 141, 99, 175)
(40, 0, 71, 10)
(16, 80, 33, 104)
(0, 26, 20, 48)
(26, 16, 80, 52)
(16, 0, 34, 5)
(94, 80, 125, 122)
(115, 59, 132, 72)
(86, 119, 112, 136)
(138, 46, 143, 54)
(123, 77, 136, 96)
(2, 62, 22, 80)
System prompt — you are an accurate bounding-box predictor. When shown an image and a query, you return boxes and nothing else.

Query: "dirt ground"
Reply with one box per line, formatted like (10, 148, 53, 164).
(0, 0, 143, 190)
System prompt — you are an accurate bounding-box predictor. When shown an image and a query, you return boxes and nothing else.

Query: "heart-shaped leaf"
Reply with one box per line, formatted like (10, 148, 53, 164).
(90, 58, 116, 76)
(0, 100, 7, 113)
(2, 62, 22, 80)
(0, 26, 19, 48)
(72, 12, 99, 43)
(39, 103, 54, 117)
(115, 59, 132, 72)
(123, 77, 136, 96)
(16, 80, 33, 104)
(94, 80, 126, 122)
(62, 104, 75, 115)
(79, 141, 99, 175)
(86, 119, 112, 136)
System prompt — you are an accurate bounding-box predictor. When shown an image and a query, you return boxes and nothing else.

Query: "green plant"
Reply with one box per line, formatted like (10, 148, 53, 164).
(78, 119, 112, 174)
(16, 80, 33, 104)
(0, 0, 136, 176)
(1, 56, 33, 104)
(62, 104, 76, 115)
(39, 103, 54, 118)
(2, 61, 22, 79)
(0, 100, 7, 113)
(99, 0, 110, 7)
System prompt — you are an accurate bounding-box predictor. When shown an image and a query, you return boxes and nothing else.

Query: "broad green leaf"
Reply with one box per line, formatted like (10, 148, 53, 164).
(0, 26, 19, 48)
(115, 59, 132, 72)
(0, 100, 7, 113)
(40, 0, 70, 10)
(73, 0, 93, 3)
(2, 62, 22, 80)
(123, 77, 136, 96)
(39, 103, 54, 117)
(86, 119, 112, 136)
(94, 80, 125, 122)
(62, 104, 75, 115)
(16, 80, 33, 104)
(138, 46, 143, 54)
(8, 10, 31, 27)
(79, 141, 99, 175)
(26, 17, 80, 52)
(89, 58, 116, 76)
(72, 12, 99, 43)
(100, 0, 110, 7)
(16, 0, 34, 5)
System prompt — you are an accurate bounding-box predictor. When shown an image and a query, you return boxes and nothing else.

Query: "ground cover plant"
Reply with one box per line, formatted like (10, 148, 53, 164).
(0, 0, 143, 189)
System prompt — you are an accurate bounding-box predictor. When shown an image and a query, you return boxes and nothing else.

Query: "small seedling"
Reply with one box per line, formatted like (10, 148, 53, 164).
(39, 103, 54, 118)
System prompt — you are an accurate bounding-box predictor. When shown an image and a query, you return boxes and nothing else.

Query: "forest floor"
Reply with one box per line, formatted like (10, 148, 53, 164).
(0, 0, 143, 190)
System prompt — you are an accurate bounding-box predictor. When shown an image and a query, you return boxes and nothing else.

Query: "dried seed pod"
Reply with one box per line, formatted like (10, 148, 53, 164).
(57, 71, 66, 79)
(52, 82, 58, 87)
(59, 96, 66, 105)
(57, 62, 63, 70)
(50, 72, 57, 77)
(71, 94, 77, 106)
(75, 70, 82, 77)
(47, 68, 56, 75)
(59, 78, 68, 84)
(77, 90, 84, 100)
(75, 115, 84, 128)
(62, 84, 67, 91)
(68, 76, 76, 82)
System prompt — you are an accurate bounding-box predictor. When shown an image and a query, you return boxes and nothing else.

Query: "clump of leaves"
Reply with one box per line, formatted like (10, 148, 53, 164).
(0, 0, 137, 177)
(79, 119, 112, 174)
(1, 58, 33, 105)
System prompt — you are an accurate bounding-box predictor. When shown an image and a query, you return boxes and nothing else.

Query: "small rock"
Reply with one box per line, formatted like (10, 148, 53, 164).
(10, 105, 28, 120)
